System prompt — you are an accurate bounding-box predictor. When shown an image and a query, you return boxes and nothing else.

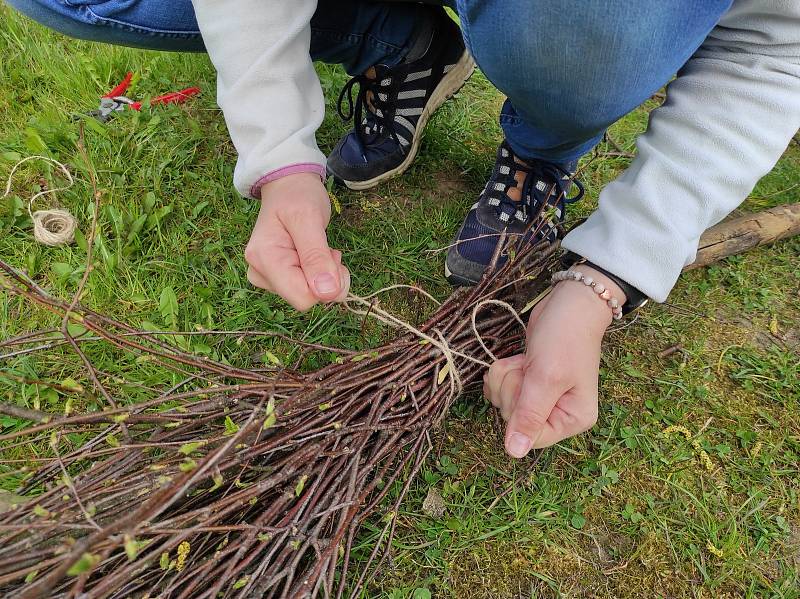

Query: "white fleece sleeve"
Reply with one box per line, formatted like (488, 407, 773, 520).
(191, 0, 327, 199)
(562, 0, 800, 302)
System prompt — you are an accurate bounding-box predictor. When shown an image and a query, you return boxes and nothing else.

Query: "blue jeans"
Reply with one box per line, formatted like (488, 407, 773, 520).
(456, 0, 732, 163)
(8, 0, 731, 164)
(5, 0, 430, 71)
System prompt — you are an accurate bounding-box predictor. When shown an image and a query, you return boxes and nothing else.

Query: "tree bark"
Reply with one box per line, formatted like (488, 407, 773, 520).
(685, 202, 800, 271)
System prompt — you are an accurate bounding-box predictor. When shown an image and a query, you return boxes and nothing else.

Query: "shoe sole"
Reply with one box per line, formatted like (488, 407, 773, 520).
(337, 50, 476, 191)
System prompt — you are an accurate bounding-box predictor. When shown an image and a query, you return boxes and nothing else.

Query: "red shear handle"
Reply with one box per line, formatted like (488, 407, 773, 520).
(149, 87, 201, 106)
(103, 72, 134, 98)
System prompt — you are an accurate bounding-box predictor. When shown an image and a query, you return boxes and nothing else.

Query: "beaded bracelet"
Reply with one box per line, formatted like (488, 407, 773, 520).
(550, 269, 623, 320)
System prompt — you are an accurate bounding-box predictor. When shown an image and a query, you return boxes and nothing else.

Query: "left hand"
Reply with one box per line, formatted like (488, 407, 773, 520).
(483, 266, 625, 458)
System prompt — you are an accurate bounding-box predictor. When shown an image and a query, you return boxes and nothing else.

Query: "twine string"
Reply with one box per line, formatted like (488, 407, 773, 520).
(345, 290, 534, 405)
(345, 293, 491, 369)
(470, 298, 528, 361)
(3, 155, 78, 246)
(433, 327, 462, 400)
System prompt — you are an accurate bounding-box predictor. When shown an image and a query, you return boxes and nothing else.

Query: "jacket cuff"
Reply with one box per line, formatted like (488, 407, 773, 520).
(561, 211, 685, 304)
(249, 163, 326, 199)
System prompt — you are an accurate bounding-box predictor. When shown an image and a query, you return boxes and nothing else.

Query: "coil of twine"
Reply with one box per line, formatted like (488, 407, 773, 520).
(3, 155, 78, 246)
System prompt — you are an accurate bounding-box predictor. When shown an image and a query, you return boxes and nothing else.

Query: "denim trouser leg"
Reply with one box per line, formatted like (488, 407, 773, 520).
(5, 0, 424, 72)
(5, 0, 206, 51)
(310, 1, 429, 74)
(455, 0, 733, 164)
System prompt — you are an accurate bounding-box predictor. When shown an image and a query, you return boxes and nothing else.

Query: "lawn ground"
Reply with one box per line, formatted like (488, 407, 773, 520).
(1, 4, 799, 597)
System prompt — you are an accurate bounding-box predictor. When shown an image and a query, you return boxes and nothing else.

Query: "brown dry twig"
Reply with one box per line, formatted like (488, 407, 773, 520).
(602, 133, 635, 160)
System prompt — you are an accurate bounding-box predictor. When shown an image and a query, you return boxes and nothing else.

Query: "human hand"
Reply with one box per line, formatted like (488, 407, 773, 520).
(245, 173, 350, 311)
(484, 266, 626, 458)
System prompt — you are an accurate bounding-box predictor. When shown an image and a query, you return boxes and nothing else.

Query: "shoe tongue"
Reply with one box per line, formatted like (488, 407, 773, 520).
(363, 68, 379, 114)
(502, 147, 562, 202)
(361, 65, 392, 120)
(368, 65, 393, 87)
(492, 145, 552, 222)
(502, 159, 532, 205)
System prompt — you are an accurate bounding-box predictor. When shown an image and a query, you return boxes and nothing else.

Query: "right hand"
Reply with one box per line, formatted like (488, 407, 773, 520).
(244, 173, 350, 311)
(483, 266, 623, 457)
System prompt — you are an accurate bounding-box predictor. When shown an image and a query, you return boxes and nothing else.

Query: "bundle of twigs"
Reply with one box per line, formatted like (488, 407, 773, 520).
(0, 208, 558, 597)
(3, 122, 797, 597)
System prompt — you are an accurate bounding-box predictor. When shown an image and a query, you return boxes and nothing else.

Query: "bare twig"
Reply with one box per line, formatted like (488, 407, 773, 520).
(602, 133, 635, 159)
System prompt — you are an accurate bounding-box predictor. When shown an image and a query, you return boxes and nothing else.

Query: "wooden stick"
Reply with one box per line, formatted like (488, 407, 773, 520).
(684, 202, 800, 271)
(0, 403, 50, 423)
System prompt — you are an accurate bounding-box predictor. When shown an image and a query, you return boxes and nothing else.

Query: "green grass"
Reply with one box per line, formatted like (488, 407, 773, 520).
(2, 5, 799, 597)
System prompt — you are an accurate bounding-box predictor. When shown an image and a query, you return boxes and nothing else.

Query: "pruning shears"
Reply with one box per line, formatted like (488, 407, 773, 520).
(88, 72, 201, 122)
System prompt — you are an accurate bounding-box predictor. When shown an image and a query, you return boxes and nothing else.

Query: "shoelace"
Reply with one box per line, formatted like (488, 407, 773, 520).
(492, 149, 584, 223)
(337, 71, 400, 156)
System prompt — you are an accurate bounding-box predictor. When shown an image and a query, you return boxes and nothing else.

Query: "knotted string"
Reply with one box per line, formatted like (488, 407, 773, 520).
(344, 289, 537, 406)
(345, 292, 481, 405)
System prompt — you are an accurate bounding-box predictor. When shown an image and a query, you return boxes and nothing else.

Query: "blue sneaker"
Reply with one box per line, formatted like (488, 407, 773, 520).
(445, 141, 584, 285)
(326, 9, 475, 190)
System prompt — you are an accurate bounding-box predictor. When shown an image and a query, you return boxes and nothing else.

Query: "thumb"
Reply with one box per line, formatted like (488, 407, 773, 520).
(285, 218, 341, 301)
(504, 365, 566, 458)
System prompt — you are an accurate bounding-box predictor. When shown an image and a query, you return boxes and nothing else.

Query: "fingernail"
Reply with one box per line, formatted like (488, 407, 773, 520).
(314, 273, 338, 295)
(507, 433, 532, 458)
